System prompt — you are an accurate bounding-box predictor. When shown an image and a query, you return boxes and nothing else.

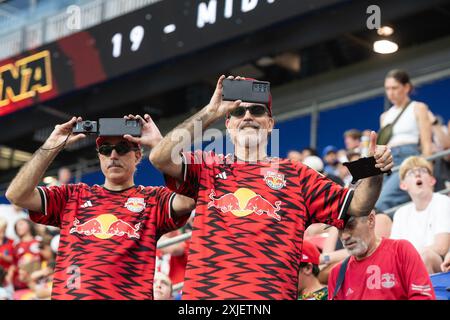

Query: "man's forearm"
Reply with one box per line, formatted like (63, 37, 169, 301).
(6, 147, 60, 203)
(150, 106, 219, 172)
(348, 175, 383, 217)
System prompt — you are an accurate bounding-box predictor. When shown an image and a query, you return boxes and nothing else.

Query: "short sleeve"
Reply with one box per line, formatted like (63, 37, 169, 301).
(432, 196, 450, 235)
(28, 184, 78, 228)
(299, 164, 353, 229)
(164, 150, 211, 201)
(398, 240, 435, 300)
(154, 187, 189, 237)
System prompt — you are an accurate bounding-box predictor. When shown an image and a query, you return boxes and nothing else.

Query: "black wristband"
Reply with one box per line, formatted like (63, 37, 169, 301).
(343, 156, 391, 184)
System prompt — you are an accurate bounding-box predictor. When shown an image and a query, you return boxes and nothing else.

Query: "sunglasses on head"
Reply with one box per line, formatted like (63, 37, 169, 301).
(97, 142, 138, 156)
(229, 105, 268, 118)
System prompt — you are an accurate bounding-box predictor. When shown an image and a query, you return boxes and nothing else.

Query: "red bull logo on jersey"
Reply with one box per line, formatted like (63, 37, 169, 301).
(124, 197, 146, 213)
(208, 188, 282, 221)
(69, 214, 141, 239)
(263, 171, 286, 190)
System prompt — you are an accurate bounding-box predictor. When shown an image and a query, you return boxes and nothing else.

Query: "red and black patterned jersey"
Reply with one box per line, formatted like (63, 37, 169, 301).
(28, 184, 188, 300)
(166, 151, 353, 300)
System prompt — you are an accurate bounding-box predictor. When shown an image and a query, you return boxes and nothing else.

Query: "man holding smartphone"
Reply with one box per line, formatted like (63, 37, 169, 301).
(6, 115, 195, 300)
(149, 75, 394, 300)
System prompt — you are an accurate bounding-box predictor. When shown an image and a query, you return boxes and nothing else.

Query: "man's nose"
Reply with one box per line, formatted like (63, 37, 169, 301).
(340, 231, 350, 242)
(110, 149, 120, 159)
(242, 109, 254, 120)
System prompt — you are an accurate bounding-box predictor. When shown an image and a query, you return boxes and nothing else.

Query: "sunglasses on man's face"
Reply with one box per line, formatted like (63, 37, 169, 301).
(229, 105, 268, 118)
(97, 142, 138, 156)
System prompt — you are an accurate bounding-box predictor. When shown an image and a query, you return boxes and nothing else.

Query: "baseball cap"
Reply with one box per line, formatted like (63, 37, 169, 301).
(322, 145, 337, 158)
(302, 155, 324, 172)
(95, 136, 140, 149)
(301, 240, 321, 265)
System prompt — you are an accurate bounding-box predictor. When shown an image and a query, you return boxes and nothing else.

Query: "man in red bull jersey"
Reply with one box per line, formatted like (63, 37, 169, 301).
(149, 75, 394, 300)
(6, 115, 195, 300)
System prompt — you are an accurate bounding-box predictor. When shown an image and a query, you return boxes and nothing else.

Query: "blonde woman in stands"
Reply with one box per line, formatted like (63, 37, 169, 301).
(375, 69, 433, 235)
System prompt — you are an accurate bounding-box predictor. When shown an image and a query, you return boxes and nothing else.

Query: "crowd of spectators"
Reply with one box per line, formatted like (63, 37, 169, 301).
(0, 169, 64, 300)
(292, 70, 450, 300)
(0, 70, 449, 300)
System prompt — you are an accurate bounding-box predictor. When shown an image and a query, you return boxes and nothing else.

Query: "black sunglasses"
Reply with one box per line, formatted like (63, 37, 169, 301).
(97, 142, 138, 156)
(229, 105, 268, 118)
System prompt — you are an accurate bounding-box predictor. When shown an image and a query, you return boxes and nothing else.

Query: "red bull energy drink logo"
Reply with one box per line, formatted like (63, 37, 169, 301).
(124, 197, 146, 213)
(70, 214, 141, 239)
(263, 171, 286, 190)
(208, 188, 282, 221)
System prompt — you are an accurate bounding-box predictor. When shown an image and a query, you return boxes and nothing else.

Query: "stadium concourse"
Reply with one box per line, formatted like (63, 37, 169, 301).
(0, 0, 449, 301)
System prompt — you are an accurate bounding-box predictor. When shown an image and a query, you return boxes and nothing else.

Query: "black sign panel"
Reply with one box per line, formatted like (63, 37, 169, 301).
(92, 0, 344, 76)
(0, 0, 345, 116)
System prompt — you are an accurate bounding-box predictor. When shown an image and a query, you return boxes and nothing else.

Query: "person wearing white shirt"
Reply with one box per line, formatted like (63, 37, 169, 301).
(391, 156, 450, 274)
(0, 204, 28, 243)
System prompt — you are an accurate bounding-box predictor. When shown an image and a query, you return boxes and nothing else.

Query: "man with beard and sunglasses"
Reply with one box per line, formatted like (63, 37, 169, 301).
(328, 210, 435, 300)
(5, 115, 195, 300)
(148, 75, 394, 300)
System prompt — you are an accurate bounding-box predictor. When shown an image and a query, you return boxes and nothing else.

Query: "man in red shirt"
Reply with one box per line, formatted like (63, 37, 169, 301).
(6, 115, 195, 300)
(148, 75, 394, 299)
(156, 229, 189, 285)
(328, 210, 435, 300)
(298, 240, 328, 300)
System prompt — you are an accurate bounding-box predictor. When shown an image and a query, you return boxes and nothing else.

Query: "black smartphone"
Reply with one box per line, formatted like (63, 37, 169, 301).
(343, 157, 392, 184)
(222, 79, 270, 105)
(98, 118, 141, 136)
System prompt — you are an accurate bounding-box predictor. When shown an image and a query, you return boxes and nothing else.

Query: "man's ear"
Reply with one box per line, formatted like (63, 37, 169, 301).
(268, 117, 275, 134)
(429, 176, 436, 187)
(303, 263, 313, 275)
(399, 181, 408, 191)
(135, 150, 143, 165)
(368, 212, 376, 229)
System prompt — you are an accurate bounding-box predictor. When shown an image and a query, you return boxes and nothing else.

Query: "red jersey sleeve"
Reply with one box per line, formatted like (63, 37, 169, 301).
(28, 184, 79, 228)
(164, 150, 211, 201)
(397, 240, 436, 300)
(299, 164, 353, 229)
(153, 187, 189, 237)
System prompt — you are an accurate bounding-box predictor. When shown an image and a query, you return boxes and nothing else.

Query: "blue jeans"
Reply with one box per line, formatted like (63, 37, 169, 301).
(375, 144, 420, 217)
